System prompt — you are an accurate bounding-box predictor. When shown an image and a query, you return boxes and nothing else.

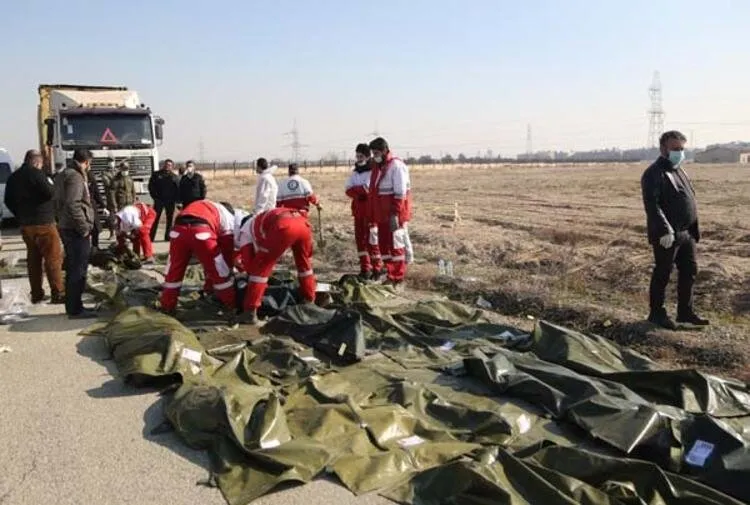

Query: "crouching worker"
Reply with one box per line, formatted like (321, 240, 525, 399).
(236, 207, 316, 324)
(159, 199, 237, 314)
(114, 202, 156, 263)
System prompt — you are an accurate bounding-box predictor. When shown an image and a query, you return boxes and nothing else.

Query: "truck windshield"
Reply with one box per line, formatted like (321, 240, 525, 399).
(60, 113, 153, 149)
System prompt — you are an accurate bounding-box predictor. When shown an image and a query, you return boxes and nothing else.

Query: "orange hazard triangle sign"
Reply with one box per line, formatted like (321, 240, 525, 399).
(100, 128, 118, 144)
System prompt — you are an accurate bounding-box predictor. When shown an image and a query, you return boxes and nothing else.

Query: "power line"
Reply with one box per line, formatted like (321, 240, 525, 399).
(648, 71, 665, 148)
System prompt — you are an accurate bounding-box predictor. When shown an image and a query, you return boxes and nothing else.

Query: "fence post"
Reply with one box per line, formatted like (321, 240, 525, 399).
(213, 161, 217, 179)
(233, 161, 237, 175)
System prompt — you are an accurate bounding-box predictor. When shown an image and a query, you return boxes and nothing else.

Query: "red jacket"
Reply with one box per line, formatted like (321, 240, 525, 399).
(368, 154, 412, 225)
(276, 175, 319, 211)
(345, 162, 374, 218)
(179, 199, 235, 261)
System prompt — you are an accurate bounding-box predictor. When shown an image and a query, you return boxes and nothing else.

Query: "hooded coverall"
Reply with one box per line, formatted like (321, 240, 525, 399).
(277, 174, 319, 211)
(369, 154, 412, 282)
(237, 207, 316, 312)
(115, 202, 156, 259)
(345, 164, 382, 274)
(254, 166, 279, 214)
(160, 199, 236, 312)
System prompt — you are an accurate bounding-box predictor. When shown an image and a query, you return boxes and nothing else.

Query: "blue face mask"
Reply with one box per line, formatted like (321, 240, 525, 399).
(668, 150, 685, 167)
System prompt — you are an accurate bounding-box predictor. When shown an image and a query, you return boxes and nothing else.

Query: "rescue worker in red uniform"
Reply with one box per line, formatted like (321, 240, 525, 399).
(160, 199, 237, 313)
(368, 137, 412, 288)
(346, 143, 382, 279)
(236, 207, 316, 324)
(114, 202, 157, 263)
(276, 163, 320, 211)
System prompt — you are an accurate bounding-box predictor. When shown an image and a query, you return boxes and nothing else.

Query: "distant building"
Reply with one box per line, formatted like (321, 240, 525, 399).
(694, 145, 750, 164)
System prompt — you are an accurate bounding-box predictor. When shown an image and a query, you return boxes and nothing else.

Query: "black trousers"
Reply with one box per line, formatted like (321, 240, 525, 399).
(151, 200, 176, 242)
(60, 228, 92, 316)
(91, 220, 100, 249)
(649, 233, 697, 317)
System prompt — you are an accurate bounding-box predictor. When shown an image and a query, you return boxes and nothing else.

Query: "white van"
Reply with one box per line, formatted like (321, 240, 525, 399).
(0, 148, 16, 223)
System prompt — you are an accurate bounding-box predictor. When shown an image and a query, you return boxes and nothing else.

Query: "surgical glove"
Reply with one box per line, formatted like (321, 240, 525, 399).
(659, 233, 675, 249)
(390, 215, 399, 232)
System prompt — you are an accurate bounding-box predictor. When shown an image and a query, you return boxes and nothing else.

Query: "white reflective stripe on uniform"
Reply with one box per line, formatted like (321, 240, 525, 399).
(248, 275, 268, 283)
(393, 228, 406, 249)
(379, 191, 394, 195)
(381, 255, 392, 260)
(169, 230, 180, 239)
(195, 232, 212, 240)
(391, 255, 406, 262)
(214, 254, 231, 278)
(371, 254, 382, 259)
(213, 278, 235, 291)
(369, 226, 378, 245)
(298, 270, 314, 278)
(254, 244, 270, 254)
(358, 251, 368, 257)
(163, 281, 183, 289)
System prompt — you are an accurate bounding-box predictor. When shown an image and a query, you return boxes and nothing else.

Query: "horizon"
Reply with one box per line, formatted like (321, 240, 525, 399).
(3, 1, 750, 162)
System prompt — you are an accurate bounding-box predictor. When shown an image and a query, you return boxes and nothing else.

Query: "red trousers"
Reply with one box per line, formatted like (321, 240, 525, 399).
(354, 216, 382, 273)
(377, 220, 407, 282)
(241, 213, 316, 311)
(160, 224, 236, 312)
(117, 211, 156, 259)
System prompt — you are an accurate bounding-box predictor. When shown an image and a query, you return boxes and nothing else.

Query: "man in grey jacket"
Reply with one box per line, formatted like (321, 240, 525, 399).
(54, 148, 97, 319)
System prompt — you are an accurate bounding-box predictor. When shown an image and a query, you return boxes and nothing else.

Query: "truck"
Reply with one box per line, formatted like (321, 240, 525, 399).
(38, 84, 165, 204)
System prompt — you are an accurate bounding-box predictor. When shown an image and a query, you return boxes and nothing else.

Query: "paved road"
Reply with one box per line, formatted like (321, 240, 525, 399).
(0, 229, 391, 505)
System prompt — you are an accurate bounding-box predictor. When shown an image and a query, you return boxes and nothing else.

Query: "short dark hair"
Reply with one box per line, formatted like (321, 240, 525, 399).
(288, 163, 299, 174)
(355, 143, 371, 157)
(659, 130, 687, 147)
(185, 159, 195, 166)
(24, 149, 42, 163)
(73, 149, 93, 163)
(369, 137, 389, 152)
(163, 158, 174, 166)
(256, 157, 268, 170)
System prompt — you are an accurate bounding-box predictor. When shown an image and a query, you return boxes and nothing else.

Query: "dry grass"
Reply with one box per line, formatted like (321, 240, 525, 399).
(208, 162, 750, 379)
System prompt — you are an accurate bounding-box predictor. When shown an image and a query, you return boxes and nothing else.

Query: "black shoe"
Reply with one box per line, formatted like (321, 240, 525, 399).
(647, 311, 677, 330)
(358, 271, 371, 281)
(68, 309, 99, 320)
(677, 313, 710, 326)
(235, 310, 259, 326)
(50, 293, 66, 305)
(370, 270, 385, 282)
(31, 294, 47, 304)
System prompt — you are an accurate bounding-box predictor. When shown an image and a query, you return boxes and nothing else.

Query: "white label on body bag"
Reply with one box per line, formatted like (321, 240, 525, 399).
(685, 440, 715, 467)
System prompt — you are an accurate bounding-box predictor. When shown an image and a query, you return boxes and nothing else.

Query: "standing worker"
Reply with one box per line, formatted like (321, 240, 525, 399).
(277, 163, 320, 211)
(4, 149, 65, 304)
(641, 130, 709, 330)
(114, 202, 157, 264)
(148, 158, 180, 242)
(236, 207, 316, 324)
(179, 160, 207, 207)
(368, 137, 412, 289)
(107, 161, 136, 213)
(159, 199, 236, 314)
(54, 148, 97, 319)
(253, 158, 278, 214)
(345, 143, 382, 279)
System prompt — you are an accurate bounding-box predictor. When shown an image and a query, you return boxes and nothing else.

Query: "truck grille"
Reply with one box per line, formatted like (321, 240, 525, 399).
(90, 156, 154, 179)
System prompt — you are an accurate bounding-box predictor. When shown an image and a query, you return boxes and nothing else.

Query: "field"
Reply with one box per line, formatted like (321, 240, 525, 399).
(207, 163, 750, 380)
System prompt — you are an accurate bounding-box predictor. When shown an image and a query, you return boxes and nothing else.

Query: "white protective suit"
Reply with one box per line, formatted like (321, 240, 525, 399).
(254, 165, 279, 214)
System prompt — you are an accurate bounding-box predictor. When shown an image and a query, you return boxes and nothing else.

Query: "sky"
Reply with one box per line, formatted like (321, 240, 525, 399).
(2, 0, 750, 162)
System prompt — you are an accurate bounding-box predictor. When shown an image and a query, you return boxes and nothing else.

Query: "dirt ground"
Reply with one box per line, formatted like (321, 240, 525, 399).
(207, 162, 750, 381)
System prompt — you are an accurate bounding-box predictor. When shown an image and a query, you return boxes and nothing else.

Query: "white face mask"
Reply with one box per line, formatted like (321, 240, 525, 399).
(108, 163, 116, 170)
(373, 155, 383, 163)
(356, 160, 366, 167)
(121, 170, 129, 177)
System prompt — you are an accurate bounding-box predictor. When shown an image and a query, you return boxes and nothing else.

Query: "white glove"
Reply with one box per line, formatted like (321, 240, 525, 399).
(659, 233, 675, 249)
(101, 209, 111, 217)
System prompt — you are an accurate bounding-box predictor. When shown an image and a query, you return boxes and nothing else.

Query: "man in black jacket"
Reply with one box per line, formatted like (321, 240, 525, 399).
(179, 160, 207, 207)
(4, 150, 65, 304)
(148, 159, 179, 242)
(641, 130, 708, 330)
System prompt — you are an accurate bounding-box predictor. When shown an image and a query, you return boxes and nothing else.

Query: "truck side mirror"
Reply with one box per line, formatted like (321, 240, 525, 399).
(45, 118, 55, 146)
(155, 117, 164, 141)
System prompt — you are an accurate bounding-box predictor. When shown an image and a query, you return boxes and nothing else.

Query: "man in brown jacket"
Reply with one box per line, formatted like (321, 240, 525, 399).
(3, 149, 64, 303)
(54, 148, 97, 319)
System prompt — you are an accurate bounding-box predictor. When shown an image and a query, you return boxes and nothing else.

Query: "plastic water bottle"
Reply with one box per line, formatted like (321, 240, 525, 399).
(438, 259, 446, 276)
(446, 260, 454, 278)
